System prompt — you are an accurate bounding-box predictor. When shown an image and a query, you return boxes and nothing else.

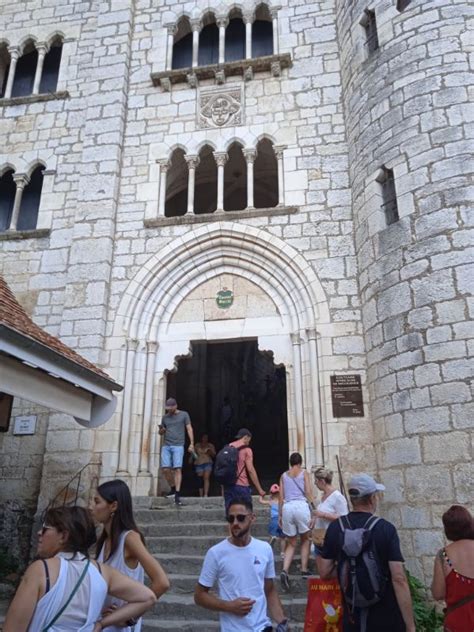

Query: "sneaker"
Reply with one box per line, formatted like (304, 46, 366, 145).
(280, 570, 290, 592)
(301, 570, 312, 578)
(175, 498, 184, 506)
(166, 488, 176, 498)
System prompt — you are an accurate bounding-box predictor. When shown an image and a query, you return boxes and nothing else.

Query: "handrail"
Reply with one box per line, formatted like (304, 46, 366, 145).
(48, 456, 102, 509)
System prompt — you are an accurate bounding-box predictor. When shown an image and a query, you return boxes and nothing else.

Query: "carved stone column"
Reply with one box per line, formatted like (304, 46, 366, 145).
(9, 174, 29, 230)
(274, 145, 286, 206)
(185, 155, 199, 214)
(291, 332, 305, 454)
(243, 148, 257, 209)
(243, 13, 254, 59)
(156, 159, 169, 216)
(4, 47, 20, 99)
(139, 341, 159, 475)
(217, 18, 228, 64)
(165, 24, 176, 71)
(191, 20, 201, 68)
(117, 339, 139, 476)
(214, 152, 228, 212)
(306, 328, 324, 467)
(32, 43, 49, 95)
(271, 8, 279, 55)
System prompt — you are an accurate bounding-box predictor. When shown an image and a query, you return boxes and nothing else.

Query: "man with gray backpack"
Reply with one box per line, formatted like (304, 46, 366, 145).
(316, 473, 416, 632)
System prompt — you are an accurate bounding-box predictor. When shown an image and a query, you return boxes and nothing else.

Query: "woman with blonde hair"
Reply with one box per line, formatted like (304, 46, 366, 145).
(312, 466, 348, 551)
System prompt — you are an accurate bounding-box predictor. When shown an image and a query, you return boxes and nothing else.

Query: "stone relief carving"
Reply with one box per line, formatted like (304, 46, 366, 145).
(198, 87, 243, 129)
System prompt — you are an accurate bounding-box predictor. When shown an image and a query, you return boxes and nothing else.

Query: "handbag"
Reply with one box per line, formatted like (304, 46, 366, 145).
(42, 559, 90, 631)
(312, 528, 326, 547)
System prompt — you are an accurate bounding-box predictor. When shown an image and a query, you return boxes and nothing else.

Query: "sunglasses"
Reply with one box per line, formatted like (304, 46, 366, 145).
(226, 513, 251, 524)
(40, 523, 55, 535)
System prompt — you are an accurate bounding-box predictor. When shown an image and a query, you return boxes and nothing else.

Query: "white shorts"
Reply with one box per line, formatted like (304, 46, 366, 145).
(282, 500, 311, 537)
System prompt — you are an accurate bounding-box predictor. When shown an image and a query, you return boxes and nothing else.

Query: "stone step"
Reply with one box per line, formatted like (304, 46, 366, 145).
(151, 593, 308, 622)
(142, 520, 270, 538)
(142, 619, 306, 631)
(166, 573, 314, 597)
(135, 496, 269, 509)
(135, 506, 269, 524)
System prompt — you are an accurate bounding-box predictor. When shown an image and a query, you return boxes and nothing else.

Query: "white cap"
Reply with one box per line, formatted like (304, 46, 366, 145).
(348, 473, 385, 497)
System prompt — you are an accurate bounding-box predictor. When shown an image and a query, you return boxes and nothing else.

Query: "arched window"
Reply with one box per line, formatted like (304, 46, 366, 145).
(11, 40, 38, 97)
(165, 149, 188, 217)
(225, 12, 245, 62)
(0, 44, 10, 98)
(172, 18, 192, 69)
(0, 169, 16, 231)
(39, 37, 63, 93)
(17, 165, 44, 230)
(224, 143, 247, 211)
(199, 14, 218, 66)
(252, 4, 273, 57)
(254, 139, 278, 208)
(194, 145, 217, 214)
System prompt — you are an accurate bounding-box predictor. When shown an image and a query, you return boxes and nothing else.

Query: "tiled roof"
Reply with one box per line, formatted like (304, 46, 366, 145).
(0, 275, 116, 384)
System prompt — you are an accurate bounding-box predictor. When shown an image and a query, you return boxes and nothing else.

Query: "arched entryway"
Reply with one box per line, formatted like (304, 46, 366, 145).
(110, 222, 330, 496)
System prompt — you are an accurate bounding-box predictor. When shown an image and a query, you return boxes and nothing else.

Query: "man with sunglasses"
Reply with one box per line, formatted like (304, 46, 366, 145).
(195, 496, 290, 631)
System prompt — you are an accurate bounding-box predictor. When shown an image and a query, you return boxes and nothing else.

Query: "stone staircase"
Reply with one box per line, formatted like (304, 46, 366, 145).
(135, 496, 313, 631)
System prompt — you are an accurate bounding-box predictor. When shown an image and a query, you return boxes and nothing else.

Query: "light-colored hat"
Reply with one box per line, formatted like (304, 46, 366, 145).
(348, 473, 385, 497)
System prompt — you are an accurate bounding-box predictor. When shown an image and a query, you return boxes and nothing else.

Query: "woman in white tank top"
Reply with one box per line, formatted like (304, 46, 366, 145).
(91, 480, 170, 632)
(3, 506, 156, 632)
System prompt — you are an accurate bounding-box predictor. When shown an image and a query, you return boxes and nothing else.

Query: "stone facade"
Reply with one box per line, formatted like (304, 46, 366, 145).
(0, 0, 472, 584)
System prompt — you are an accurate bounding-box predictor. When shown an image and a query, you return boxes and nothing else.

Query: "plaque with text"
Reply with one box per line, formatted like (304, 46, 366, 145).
(330, 375, 364, 417)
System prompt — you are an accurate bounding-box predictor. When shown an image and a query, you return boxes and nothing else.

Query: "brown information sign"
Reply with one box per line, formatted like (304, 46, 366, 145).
(330, 374, 364, 418)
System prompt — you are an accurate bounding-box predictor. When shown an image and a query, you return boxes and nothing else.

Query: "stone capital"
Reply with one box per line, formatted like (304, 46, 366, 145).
(216, 17, 229, 29)
(243, 148, 257, 164)
(306, 328, 318, 341)
(274, 144, 286, 159)
(270, 8, 279, 20)
(290, 332, 302, 346)
(127, 338, 140, 351)
(13, 173, 30, 189)
(165, 23, 177, 36)
(190, 19, 201, 32)
(146, 340, 159, 353)
(8, 46, 20, 60)
(36, 42, 50, 56)
(243, 11, 255, 24)
(156, 159, 170, 171)
(213, 152, 228, 167)
(185, 154, 200, 170)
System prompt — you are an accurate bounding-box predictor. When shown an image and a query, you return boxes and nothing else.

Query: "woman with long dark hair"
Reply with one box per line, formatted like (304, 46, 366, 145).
(91, 480, 170, 632)
(3, 506, 156, 631)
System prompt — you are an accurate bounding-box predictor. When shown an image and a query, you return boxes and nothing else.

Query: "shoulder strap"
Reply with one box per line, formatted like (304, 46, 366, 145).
(365, 515, 381, 531)
(42, 559, 50, 594)
(289, 471, 312, 504)
(42, 559, 90, 632)
(445, 593, 474, 616)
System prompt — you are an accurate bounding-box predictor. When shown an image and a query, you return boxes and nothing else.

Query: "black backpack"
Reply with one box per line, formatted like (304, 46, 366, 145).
(337, 514, 388, 631)
(213, 444, 244, 485)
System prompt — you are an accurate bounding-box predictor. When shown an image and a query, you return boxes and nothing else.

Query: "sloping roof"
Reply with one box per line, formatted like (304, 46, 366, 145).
(0, 275, 116, 385)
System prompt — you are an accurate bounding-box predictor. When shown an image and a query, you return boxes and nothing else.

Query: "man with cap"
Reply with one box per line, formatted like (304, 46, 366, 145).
(224, 428, 266, 513)
(159, 398, 194, 506)
(316, 473, 416, 632)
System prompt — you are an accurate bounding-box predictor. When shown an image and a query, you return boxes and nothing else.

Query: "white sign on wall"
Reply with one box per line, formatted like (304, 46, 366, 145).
(13, 415, 37, 435)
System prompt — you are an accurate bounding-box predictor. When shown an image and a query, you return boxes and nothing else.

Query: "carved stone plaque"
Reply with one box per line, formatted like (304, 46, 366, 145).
(198, 86, 243, 129)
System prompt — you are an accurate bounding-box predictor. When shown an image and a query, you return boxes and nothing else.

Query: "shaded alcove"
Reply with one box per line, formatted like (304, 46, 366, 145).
(165, 149, 188, 217)
(172, 18, 192, 69)
(0, 169, 15, 231)
(11, 41, 38, 97)
(224, 142, 247, 211)
(17, 165, 44, 231)
(199, 15, 218, 66)
(166, 339, 289, 495)
(252, 4, 273, 57)
(254, 138, 278, 208)
(0, 43, 10, 98)
(194, 145, 217, 214)
(225, 14, 245, 62)
(39, 37, 63, 93)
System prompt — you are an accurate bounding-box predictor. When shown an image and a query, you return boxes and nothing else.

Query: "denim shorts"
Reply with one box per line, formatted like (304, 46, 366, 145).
(195, 463, 213, 474)
(161, 445, 184, 468)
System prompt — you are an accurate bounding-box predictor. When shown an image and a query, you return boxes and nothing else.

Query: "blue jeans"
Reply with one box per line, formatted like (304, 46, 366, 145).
(161, 445, 184, 469)
(224, 484, 252, 514)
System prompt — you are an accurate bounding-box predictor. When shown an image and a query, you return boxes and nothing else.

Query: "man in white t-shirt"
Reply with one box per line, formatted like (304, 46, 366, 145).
(194, 496, 289, 632)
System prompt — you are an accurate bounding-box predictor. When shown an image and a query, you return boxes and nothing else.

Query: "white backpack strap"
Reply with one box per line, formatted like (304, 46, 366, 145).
(366, 516, 381, 531)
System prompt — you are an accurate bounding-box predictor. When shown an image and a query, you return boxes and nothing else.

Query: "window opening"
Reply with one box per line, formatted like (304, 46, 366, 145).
(172, 19, 192, 69)
(225, 17, 245, 62)
(396, 0, 411, 10)
(0, 44, 10, 98)
(11, 42, 38, 97)
(224, 143, 247, 211)
(0, 169, 16, 231)
(0, 393, 13, 433)
(165, 149, 188, 217)
(378, 167, 399, 225)
(17, 165, 45, 231)
(39, 38, 63, 93)
(252, 5, 273, 57)
(199, 18, 219, 66)
(363, 9, 379, 54)
(194, 146, 217, 214)
(254, 139, 278, 209)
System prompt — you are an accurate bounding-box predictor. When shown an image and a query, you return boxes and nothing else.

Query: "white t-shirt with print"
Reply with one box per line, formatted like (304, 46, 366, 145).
(198, 536, 275, 632)
(315, 489, 349, 529)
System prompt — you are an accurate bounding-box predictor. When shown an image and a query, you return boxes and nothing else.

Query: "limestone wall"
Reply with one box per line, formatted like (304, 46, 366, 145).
(336, 0, 473, 580)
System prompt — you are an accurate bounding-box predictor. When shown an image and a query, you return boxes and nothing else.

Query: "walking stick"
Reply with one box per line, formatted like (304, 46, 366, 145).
(336, 455, 349, 505)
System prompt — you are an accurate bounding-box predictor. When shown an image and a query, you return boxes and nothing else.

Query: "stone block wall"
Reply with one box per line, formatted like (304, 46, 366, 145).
(336, 0, 473, 580)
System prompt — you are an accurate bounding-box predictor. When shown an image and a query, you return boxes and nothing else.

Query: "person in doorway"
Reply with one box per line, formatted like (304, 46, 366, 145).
(431, 504, 474, 631)
(279, 452, 315, 591)
(4, 506, 156, 632)
(91, 479, 170, 632)
(312, 466, 348, 553)
(194, 496, 289, 632)
(193, 433, 216, 497)
(159, 397, 195, 506)
(223, 428, 266, 513)
(317, 473, 416, 632)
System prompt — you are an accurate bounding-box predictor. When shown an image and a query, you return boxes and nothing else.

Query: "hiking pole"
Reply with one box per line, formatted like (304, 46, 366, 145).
(336, 454, 349, 505)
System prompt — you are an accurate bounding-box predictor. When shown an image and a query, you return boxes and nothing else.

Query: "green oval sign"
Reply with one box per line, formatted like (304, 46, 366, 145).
(216, 289, 233, 309)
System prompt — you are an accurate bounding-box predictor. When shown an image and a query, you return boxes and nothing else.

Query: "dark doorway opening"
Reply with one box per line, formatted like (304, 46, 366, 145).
(166, 339, 289, 496)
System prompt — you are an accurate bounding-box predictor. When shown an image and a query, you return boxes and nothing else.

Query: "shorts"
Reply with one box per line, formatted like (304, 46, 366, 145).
(195, 463, 212, 474)
(268, 516, 284, 538)
(161, 445, 184, 469)
(282, 500, 311, 537)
